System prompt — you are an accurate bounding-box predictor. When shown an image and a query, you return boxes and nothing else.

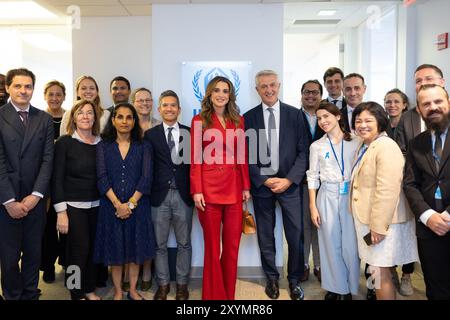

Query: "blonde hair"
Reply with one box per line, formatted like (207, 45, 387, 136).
(66, 99, 100, 136)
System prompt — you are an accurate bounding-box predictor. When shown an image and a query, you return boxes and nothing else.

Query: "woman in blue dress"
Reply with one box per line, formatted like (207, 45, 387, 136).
(94, 103, 155, 300)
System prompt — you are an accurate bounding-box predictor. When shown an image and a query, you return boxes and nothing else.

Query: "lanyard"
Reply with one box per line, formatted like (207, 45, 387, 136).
(327, 136, 344, 179)
(351, 144, 367, 174)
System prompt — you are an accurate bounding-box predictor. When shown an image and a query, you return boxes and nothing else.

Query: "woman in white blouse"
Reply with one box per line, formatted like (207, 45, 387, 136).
(307, 102, 361, 300)
(59, 75, 111, 136)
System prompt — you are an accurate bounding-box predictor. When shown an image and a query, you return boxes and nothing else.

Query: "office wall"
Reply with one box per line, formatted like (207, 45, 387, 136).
(72, 16, 152, 107)
(416, 0, 450, 86)
(152, 4, 283, 118)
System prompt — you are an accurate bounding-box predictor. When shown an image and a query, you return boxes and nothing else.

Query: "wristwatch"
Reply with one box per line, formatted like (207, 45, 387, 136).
(127, 196, 138, 210)
(127, 202, 136, 210)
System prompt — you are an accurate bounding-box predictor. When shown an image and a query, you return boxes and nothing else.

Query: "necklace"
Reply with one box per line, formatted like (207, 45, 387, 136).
(53, 117, 63, 124)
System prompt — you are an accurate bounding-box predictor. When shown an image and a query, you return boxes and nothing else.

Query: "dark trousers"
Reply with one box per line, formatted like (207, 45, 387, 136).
(41, 204, 67, 272)
(418, 234, 450, 300)
(0, 202, 46, 300)
(66, 206, 98, 300)
(253, 188, 304, 284)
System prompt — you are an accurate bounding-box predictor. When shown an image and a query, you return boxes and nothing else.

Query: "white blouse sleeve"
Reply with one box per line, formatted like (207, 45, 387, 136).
(307, 142, 321, 189)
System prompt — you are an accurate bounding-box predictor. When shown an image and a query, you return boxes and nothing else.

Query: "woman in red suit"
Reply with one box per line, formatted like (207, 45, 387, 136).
(191, 76, 251, 300)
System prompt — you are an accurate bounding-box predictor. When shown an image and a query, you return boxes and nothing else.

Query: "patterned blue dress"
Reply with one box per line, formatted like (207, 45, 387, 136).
(94, 140, 156, 265)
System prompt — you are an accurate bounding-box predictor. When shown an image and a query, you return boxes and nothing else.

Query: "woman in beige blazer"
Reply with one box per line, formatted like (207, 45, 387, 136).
(350, 102, 418, 300)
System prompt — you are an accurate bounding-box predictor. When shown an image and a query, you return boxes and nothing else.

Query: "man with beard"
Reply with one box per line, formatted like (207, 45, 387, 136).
(0, 73, 9, 106)
(404, 84, 450, 300)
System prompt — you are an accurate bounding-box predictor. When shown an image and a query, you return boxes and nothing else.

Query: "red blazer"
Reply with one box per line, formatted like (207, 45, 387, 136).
(190, 113, 250, 205)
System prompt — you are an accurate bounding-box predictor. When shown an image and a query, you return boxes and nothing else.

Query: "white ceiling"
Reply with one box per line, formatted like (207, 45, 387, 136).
(1, 0, 418, 31)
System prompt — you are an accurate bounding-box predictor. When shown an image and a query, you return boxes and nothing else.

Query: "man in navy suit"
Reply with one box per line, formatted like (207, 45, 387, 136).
(299, 80, 325, 282)
(145, 90, 193, 300)
(0, 68, 54, 300)
(322, 67, 347, 110)
(244, 70, 309, 300)
(341, 73, 366, 133)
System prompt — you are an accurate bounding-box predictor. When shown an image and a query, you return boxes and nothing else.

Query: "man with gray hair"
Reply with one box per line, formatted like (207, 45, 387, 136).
(244, 70, 309, 300)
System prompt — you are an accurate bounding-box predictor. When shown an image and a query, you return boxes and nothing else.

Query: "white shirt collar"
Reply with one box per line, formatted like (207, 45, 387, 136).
(263, 100, 280, 113)
(328, 96, 343, 102)
(163, 121, 179, 132)
(11, 101, 30, 113)
(72, 130, 101, 145)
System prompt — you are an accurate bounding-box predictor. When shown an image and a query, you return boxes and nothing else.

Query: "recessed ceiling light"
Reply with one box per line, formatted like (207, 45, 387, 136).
(318, 10, 337, 17)
(0, 1, 57, 19)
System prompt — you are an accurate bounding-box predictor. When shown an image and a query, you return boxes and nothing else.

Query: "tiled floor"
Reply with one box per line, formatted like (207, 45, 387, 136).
(37, 263, 427, 300)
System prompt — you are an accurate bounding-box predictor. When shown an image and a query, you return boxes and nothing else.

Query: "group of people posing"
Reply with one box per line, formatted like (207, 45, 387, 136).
(0, 63, 449, 301)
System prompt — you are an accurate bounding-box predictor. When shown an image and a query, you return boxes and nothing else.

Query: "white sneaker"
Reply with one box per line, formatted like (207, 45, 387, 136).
(399, 274, 414, 296)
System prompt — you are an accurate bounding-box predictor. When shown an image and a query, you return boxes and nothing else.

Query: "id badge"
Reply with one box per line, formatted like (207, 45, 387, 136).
(339, 181, 350, 195)
(435, 186, 442, 200)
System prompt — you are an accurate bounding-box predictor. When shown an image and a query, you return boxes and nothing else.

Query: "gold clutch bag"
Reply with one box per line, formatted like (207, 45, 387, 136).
(242, 202, 256, 234)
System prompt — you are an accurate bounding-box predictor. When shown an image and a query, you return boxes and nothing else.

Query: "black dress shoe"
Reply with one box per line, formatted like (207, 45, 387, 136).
(176, 284, 189, 300)
(289, 283, 305, 300)
(366, 288, 377, 300)
(154, 284, 170, 300)
(324, 291, 339, 300)
(264, 279, 279, 299)
(43, 270, 55, 283)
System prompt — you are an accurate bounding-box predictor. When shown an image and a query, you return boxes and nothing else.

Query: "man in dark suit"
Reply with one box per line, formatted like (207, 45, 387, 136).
(0, 68, 54, 300)
(322, 67, 347, 110)
(395, 64, 446, 156)
(0, 73, 9, 106)
(145, 90, 193, 300)
(299, 80, 324, 282)
(107, 76, 131, 113)
(244, 70, 308, 300)
(404, 84, 450, 300)
(341, 73, 366, 133)
(393, 64, 446, 295)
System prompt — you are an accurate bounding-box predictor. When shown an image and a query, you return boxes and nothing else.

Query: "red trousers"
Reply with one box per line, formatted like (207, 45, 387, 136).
(198, 202, 243, 300)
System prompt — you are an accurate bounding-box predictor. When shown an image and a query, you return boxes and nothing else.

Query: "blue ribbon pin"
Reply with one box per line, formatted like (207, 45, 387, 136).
(325, 152, 330, 159)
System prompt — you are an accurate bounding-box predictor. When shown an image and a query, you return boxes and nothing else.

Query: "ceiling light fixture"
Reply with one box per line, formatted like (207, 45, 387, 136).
(318, 10, 337, 17)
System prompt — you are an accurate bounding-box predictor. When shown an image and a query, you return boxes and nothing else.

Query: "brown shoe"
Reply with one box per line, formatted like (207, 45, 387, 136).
(314, 267, 321, 282)
(154, 284, 170, 300)
(300, 266, 309, 282)
(175, 284, 189, 300)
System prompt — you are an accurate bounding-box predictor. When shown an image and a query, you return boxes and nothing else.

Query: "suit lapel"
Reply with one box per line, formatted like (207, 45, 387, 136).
(412, 109, 421, 137)
(3, 103, 25, 137)
(421, 131, 438, 176)
(438, 130, 450, 174)
(301, 111, 313, 143)
(350, 141, 368, 181)
(21, 106, 40, 154)
(158, 124, 171, 157)
(279, 103, 286, 151)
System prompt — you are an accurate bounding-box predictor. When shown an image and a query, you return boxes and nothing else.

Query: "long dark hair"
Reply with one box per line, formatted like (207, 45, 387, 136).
(101, 103, 142, 142)
(200, 76, 240, 128)
(317, 101, 352, 141)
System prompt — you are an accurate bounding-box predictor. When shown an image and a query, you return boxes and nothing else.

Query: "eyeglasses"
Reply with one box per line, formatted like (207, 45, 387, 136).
(302, 90, 320, 96)
(135, 99, 153, 104)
